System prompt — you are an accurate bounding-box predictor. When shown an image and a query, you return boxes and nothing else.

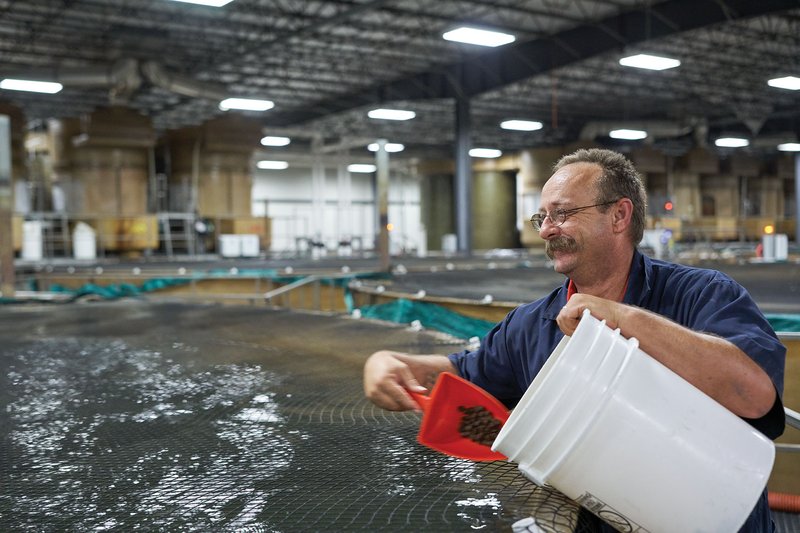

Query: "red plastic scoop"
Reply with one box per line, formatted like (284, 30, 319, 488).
(408, 372, 509, 461)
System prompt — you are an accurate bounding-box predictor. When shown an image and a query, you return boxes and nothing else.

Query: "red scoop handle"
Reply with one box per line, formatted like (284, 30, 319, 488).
(408, 390, 431, 411)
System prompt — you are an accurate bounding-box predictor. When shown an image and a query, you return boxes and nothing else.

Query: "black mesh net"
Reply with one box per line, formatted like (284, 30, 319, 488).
(0, 302, 604, 532)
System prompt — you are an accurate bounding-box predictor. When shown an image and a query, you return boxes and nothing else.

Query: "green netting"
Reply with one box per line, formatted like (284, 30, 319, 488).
(39, 270, 389, 303)
(766, 314, 800, 333)
(48, 278, 191, 300)
(356, 300, 800, 341)
(357, 298, 496, 340)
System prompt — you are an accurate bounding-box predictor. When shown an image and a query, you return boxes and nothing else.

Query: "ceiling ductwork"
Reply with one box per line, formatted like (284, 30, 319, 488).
(2, 58, 139, 89)
(139, 61, 227, 101)
(1, 59, 228, 105)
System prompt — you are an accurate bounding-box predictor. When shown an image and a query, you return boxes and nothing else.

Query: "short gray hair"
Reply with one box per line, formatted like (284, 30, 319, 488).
(553, 148, 647, 245)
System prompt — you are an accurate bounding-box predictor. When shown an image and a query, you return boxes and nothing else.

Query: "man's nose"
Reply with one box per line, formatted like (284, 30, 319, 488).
(538, 216, 559, 239)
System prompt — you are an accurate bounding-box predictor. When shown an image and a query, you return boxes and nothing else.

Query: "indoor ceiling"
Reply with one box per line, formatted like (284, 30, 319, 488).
(1, 0, 799, 160)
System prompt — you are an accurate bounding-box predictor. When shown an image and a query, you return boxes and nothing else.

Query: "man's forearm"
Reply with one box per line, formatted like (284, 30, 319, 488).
(617, 305, 776, 418)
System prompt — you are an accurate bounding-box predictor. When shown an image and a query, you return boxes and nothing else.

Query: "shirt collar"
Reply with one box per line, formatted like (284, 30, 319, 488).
(545, 248, 652, 319)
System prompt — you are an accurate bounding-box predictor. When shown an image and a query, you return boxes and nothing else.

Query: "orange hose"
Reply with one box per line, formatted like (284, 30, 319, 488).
(769, 491, 800, 513)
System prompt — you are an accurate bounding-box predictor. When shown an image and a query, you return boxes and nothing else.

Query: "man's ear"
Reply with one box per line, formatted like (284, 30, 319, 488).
(612, 198, 634, 234)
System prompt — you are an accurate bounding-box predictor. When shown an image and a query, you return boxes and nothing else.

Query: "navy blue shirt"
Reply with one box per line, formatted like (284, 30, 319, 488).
(449, 250, 785, 532)
(449, 249, 786, 435)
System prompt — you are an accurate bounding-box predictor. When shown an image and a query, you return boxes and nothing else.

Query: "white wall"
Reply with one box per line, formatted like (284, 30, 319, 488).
(252, 164, 422, 255)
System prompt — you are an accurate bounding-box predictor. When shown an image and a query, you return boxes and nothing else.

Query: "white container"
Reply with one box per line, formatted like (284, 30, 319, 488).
(775, 233, 788, 261)
(240, 234, 260, 257)
(493, 310, 775, 533)
(72, 222, 97, 260)
(218, 234, 241, 258)
(441, 233, 457, 255)
(22, 220, 43, 261)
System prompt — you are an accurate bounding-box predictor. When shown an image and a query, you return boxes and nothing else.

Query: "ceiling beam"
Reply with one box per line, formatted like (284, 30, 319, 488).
(266, 0, 799, 127)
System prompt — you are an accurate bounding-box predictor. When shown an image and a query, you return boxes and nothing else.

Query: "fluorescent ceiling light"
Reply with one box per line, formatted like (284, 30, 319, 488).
(168, 0, 235, 6)
(261, 135, 291, 147)
(367, 142, 405, 153)
(767, 76, 800, 90)
(219, 98, 274, 111)
(348, 164, 377, 173)
(778, 143, 800, 152)
(609, 129, 647, 140)
(714, 137, 749, 148)
(443, 26, 515, 47)
(500, 119, 543, 131)
(469, 148, 502, 158)
(367, 108, 415, 121)
(0, 78, 63, 94)
(619, 53, 680, 71)
(256, 160, 289, 170)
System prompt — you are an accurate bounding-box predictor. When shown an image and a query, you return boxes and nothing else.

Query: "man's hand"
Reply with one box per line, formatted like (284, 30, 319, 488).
(557, 293, 626, 335)
(363, 351, 456, 411)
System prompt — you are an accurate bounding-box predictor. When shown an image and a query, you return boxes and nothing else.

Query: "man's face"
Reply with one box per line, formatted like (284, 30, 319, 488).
(538, 162, 607, 275)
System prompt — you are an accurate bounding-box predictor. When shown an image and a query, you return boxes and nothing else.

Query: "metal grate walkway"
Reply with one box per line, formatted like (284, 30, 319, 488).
(1, 301, 596, 532)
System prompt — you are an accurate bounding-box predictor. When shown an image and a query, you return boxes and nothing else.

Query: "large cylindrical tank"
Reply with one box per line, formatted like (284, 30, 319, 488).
(518, 147, 562, 248)
(472, 170, 518, 249)
(165, 114, 262, 218)
(420, 173, 455, 252)
(49, 106, 155, 215)
(48, 106, 157, 252)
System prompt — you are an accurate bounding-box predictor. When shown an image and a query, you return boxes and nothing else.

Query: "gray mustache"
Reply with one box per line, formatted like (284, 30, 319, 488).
(545, 237, 578, 258)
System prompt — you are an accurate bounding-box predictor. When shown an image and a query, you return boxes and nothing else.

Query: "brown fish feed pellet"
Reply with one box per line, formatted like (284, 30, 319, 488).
(458, 405, 502, 446)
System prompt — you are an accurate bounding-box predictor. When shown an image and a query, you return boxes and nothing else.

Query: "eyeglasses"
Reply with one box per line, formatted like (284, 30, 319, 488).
(530, 200, 619, 231)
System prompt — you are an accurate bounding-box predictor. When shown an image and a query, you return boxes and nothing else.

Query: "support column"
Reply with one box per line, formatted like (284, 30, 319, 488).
(0, 115, 13, 296)
(374, 139, 390, 271)
(311, 137, 325, 243)
(795, 154, 800, 244)
(336, 154, 352, 245)
(454, 94, 472, 255)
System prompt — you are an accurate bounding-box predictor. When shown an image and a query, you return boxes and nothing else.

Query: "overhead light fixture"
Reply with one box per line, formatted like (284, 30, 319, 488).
(0, 78, 63, 94)
(443, 26, 515, 47)
(261, 135, 291, 147)
(767, 76, 800, 91)
(167, 0, 235, 6)
(778, 143, 800, 152)
(500, 119, 543, 131)
(219, 98, 274, 111)
(469, 148, 502, 158)
(257, 160, 289, 170)
(714, 137, 749, 148)
(609, 129, 648, 140)
(367, 108, 415, 121)
(348, 164, 377, 173)
(367, 142, 405, 153)
(619, 53, 681, 71)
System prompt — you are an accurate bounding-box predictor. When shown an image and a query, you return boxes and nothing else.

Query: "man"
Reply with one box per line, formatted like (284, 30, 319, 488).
(363, 148, 786, 532)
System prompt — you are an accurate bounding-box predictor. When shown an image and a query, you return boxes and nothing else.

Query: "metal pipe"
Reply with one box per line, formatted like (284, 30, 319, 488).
(454, 94, 472, 255)
(375, 139, 390, 271)
(795, 153, 799, 245)
(786, 406, 800, 431)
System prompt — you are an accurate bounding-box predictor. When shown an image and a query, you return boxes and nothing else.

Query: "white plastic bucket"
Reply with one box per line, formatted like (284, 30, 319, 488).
(239, 234, 260, 257)
(492, 310, 775, 533)
(22, 221, 43, 261)
(72, 222, 97, 260)
(218, 234, 241, 258)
